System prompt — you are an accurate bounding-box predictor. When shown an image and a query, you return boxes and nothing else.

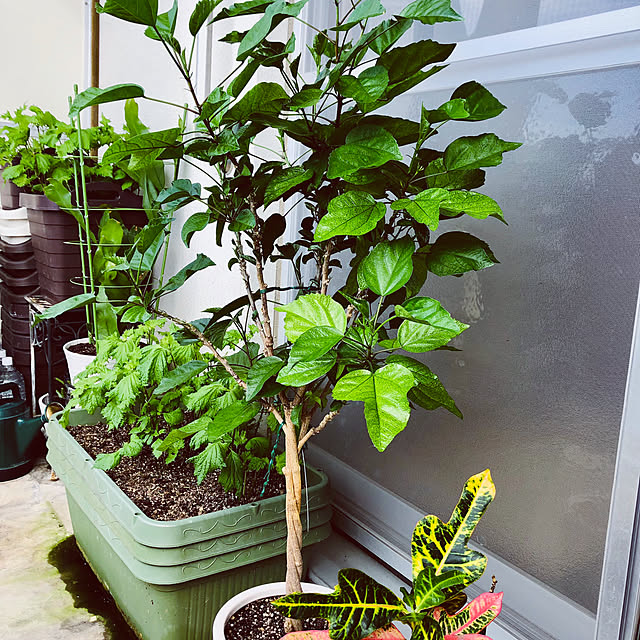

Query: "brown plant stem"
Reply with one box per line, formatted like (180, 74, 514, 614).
(298, 410, 339, 453)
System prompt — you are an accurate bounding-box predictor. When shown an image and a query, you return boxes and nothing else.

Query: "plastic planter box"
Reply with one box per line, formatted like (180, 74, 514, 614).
(46, 410, 332, 640)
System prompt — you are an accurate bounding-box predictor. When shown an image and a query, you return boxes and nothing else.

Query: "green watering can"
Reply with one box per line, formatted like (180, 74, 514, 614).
(0, 382, 47, 481)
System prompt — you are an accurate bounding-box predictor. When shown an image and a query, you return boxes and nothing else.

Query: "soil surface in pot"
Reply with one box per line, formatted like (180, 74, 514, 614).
(67, 342, 97, 356)
(224, 596, 328, 640)
(68, 422, 286, 520)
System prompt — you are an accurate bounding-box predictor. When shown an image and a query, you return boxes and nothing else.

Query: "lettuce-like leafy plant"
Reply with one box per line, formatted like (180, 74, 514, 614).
(0, 105, 123, 193)
(68, 0, 519, 625)
(274, 470, 502, 640)
(62, 318, 272, 494)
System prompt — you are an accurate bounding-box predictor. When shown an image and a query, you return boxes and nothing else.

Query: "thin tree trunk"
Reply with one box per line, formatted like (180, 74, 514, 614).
(283, 410, 304, 633)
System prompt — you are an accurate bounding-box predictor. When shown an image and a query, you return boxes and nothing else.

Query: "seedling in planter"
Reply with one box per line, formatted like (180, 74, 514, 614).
(62, 318, 274, 493)
(275, 470, 502, 640)
(69, 0, 520, 630)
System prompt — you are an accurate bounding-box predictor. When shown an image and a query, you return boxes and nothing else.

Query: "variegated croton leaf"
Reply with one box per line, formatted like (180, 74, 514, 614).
(411, 470, 495, 590)
(402, 566, 468, 612)
(409, 615, 444, 640)
(432, 592, 503, 637)
(272, 569, 405, 640)
(280, 625, 405, 639)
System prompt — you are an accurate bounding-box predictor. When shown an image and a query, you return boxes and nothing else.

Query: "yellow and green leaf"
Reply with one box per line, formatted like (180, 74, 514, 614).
(411, 470, 495, 587)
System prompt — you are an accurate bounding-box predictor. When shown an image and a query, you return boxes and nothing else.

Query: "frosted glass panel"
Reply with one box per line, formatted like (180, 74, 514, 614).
(434, 0, 638, 40)
(316, 66, 640, 612)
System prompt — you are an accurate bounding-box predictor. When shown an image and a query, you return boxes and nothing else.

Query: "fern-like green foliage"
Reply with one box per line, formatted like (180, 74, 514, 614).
(63, 319, 272, 494)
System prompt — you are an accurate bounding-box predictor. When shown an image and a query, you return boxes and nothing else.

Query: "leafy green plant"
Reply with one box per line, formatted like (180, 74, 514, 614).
(274, 470, 502, 640)
(61, 318, 272, 494)
(0, 105, 123, 193)
(69, 0, 520, 622)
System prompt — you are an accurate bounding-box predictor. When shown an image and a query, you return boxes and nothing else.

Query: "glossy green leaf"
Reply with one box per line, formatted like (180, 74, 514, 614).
(281, 628, 405, 640)
(444, 134, 521, 171)
(391, 188, 449, 230)
(451, 81, 506, 121)
(224, 82, 289, 121)
(209, 400, 261, 439)
(246, 356, 285, 401)
(97, 0, 158, 25)
(397, 320, 462, 352)
(358, 237, 414, 296)
(181, 212, 210, 248)
(412, 469, 495, 585)
(33, 293, 96, 325)
(157, 416, 210, 451)
(396, 297, 468, 333)
(69, 84, 145, 118)
(153, 360, 209, 395)
(103, 128, 180, 170)
(378, 40, 454, 87)
(156, 254, 215, 295)
(400, 0, 462, 24)
(427, 232, 498, 276)
(276, 351, 336, 386)
(264, 167, 312, 206)
(366, 18, 412, 55)
(190, 0, 223, 35)
(212, 0, 274, 21)
(276, 293, 347, 342)
(237, 0, 310, 59)
(386, 355, 461, 418)
(315, 192, 386, 242)
(440, 190, 504, 221)
(157, 178, 202, 211)
(337, 66, 389, 108)
(272, 568, 404, 640)
(288, 87, 324, 109)
(328, 125, 402, 180)
(290, 326, 343, 362)
(229, 209, 256, 231)
(145, 0, 177, 39)
(423, 98, 470, 124)
(333, 364, 415, 451)
(425, 158, 485, 191)
(335, 0, 385, 30)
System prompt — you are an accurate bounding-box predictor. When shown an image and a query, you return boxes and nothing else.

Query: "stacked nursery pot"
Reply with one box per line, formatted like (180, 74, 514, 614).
(22, 182, 146, 304)
(0, 196, 38, 408)
(46, 409, 332, 640)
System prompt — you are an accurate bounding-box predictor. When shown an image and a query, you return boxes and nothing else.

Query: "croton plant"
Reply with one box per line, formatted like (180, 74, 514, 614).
(275, 470, 502, 640)
(65, 0, 519, 630)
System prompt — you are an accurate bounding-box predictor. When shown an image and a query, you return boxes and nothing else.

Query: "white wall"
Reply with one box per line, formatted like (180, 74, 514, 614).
(0, 0, 85, 117)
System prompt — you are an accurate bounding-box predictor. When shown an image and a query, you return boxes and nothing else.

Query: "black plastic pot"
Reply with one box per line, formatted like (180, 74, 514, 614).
(0, 251, 35, 272)
(0, 266, 39, 289)
(0, 282, 35, 316)
(22, 189, 146, 304)
(0, 237, 32, 256)
(2, 322, 30, 351)
(1, 309, 29, 335)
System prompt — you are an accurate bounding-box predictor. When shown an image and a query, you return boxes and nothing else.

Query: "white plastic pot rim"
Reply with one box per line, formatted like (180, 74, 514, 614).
(212, 581, 333, 640)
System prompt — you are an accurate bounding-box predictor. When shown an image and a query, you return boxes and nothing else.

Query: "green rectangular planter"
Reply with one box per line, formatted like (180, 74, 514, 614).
(46, 410, 332, 640)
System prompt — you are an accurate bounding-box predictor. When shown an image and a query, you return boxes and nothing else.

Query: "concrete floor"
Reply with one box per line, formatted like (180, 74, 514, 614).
(0, 457, 108, 640)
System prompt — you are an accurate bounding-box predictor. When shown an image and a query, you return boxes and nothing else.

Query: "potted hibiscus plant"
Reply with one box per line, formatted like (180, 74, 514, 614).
(61, 0, 520, 636)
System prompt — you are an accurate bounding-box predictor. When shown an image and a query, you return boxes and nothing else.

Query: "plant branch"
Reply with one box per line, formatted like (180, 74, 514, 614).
(235, 232, 267, 339)
(298, 410, 339, 452)
(150, 306, 246, 388)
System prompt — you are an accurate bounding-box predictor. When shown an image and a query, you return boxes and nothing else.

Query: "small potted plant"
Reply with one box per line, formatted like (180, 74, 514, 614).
(63, 0, 519, 636)
(269, 470, 502, 640)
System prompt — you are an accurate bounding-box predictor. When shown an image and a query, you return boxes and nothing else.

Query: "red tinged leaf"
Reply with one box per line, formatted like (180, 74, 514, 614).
(281, 624, 406, 639)
(433, 592, 503, 636)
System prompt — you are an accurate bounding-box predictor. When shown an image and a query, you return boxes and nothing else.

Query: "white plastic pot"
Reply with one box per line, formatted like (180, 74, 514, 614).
(63, 338, 96, 384)
(212, 581, 333, 640)
(0, 206, 30, 243)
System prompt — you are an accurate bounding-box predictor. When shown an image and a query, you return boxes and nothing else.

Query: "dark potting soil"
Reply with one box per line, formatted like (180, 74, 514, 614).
(67, 342, 97, 356)
(224, 596, 328, 640)
(68, 422, 286, 521)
